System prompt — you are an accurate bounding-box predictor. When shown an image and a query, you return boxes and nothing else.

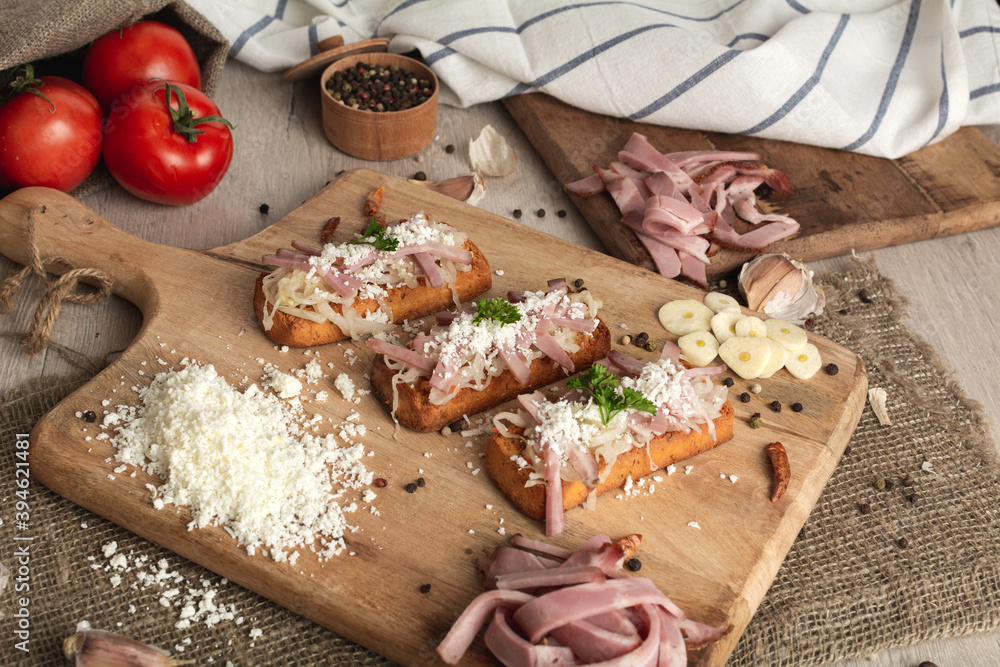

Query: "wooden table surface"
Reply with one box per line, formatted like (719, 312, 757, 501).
(2, 60, 998, 666)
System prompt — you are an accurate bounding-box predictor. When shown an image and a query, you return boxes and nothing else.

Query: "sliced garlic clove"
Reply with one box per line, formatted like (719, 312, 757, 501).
(735, 315, 767, 338)
(710, 309, 743, 344)
(757, 338, 788, 378)
(704, 292, 740, 314)
(765, 318, 808, 351)
(719, 336, 772, 379)
(784, 343, 822, 379)
(678, 330, 720, 367)
(658, 299, 714, 336)
(469, 124, 518, 177)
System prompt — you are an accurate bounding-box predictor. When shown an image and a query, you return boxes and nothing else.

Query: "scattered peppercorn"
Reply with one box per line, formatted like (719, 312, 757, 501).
(722, 377, 734, 388)
(644, 341, 658, 352)
(325, 62, 434, 112)
(625, 558, 642, 572)
(404, 482, 418, 494)
(901, 474, 914, 487)
(739, 392, 751, 403)
(749, 413, 763, 429)
(258, 203, 270, 214)
(897, 536, 909, 548)
(825, 363, 840, 375)
(413, 171, 427, 181)
(419, 583, 432, 593)
(374, 478, 387, 488)
(804, 318, 815, 327)
(750, 383, 762, 394)
(512, 209, 522, 219)
(874, 478, 886, 491)
(621, 335, 632, 346)
(536, 208, 546, 217)
(907, 493, 918, 505)
(859, 502, 871, 515)
(769, 400, 782, 412)
(445, 143, 455, 153)
(83, 410, 97, 423)
(791, 402, 803, 412)
(838, 308, 848, 315)
(884, 478, 895, 491)
(858, 288, 873, 303)
(917, 662, 937, 667)
(718, 279, 728, 289)
(573, 278, 585, 289)
(448, 420, 464, 433)
(417, 477, 426, 488)
(557, 209, 567, 218)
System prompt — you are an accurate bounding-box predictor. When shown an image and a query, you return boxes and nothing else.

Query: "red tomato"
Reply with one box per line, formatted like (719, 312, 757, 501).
(0, 73, 103, 192)
(82, 21, 201, 114)
(102, 81, 234, 206)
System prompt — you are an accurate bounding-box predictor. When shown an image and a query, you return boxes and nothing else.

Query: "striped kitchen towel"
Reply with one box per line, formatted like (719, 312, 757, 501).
(188, 0, 1000, 158)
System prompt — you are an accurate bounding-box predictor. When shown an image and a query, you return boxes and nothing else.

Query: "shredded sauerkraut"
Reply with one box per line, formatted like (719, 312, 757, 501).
(261, 212, 472, 340)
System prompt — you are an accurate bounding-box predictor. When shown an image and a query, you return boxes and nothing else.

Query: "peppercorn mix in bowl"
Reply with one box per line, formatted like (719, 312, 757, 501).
(320, 52, 438, 160)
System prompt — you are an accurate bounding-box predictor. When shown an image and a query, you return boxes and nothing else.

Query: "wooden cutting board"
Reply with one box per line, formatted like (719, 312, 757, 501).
(504, 93, 1000, 275)
(0, 171, 866, 666)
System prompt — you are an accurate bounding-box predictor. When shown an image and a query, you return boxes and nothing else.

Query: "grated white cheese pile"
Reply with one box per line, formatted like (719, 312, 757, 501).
(110, 363, 373, 562)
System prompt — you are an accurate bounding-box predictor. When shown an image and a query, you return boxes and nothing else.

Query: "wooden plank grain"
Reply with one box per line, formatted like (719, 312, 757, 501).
(504, 93, 1000, 276)
(0, 172, 866, 666)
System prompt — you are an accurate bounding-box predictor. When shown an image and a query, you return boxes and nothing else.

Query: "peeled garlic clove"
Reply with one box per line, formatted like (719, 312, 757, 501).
(738, 253, 825, 325)
(469, 124, 518, 176)
(64, 629, 193, 666)
(868, 387, 891, 425)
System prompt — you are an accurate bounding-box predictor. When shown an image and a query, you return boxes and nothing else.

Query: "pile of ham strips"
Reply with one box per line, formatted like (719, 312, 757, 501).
(565, 133, 799, 288)
(437, 534, 727, 665)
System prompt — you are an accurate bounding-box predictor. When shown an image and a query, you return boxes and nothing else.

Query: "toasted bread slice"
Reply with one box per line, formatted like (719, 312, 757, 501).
(370, 320, 612, 433)
(253, 238, 491, 348)
(485, 400, 735, 520)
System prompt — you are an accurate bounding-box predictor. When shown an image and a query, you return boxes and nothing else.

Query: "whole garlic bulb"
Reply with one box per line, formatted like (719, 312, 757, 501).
(738, 254, 825, 325)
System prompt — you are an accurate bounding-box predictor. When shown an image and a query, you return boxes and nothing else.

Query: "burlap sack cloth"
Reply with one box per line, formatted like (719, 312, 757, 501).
(0, 0, 229, 198)
(1, 260, 998, 666)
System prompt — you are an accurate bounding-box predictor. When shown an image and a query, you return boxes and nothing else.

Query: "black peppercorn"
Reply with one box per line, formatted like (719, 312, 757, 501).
(917, 662, 937, 667)
(448, 420, 464, 433)
(739, 392, 751, 403)
(769, 400, 782, 412)
(859, 502, 871, 515)
(419, 583, 432, 593)
(897, 536, 909, 548)
(404, 482, 418, 494)
(838, 308, 848, 315)
(512, 209, 522, 219)
(573, 278, 585, 289)
(884, 478, 895, 491)
(417, 477, 426, 488)
(858, 288, 873, 304)
(536, 208, 546, 217)
(825, 363, 839, 375)
(83, 410, 97, 423)
(791, 402, 803, 412)
(258, 203, 270, 214)
(413, 171, 427, 181)
(625, 558, 642, 572)
(902, 474, 914, 487)
(445, 144, 455, 153)
(557, 209, 567, 218)
(722, 377, 734, 387)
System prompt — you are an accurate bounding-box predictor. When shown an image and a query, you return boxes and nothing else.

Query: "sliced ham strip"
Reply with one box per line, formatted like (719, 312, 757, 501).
(643, 195, 704, 236)
(549, 617, 644, 663)
(666, 150, 761, 168)
(411, 251, 444, 288)
(564, 172, 605, 197)
(511, 534, 574, 561)
(643, 171, 678, 199)
(634, 229, 681, 278)
(495, 565, 606, 591)
(534, 318, 576, 372)
(604, 175, 647, 217)
(436, 590, 536, 664)
(659, 340, 682, 366)
(678, 250, 709, 289)
(498, 345, 531, 386)
(289, 239, 321, 256)
(365, 337, 436, 373)
(385, 241, 473, 265)
(543, 441, 565, 537)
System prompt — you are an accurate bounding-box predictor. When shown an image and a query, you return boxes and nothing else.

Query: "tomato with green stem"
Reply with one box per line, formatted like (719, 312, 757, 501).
(0, 65, 103, 193)
(102, 80, 234, 206)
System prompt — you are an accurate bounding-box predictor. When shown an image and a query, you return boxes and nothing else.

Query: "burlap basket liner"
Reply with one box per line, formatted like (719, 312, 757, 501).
(1, 260, 998, 665)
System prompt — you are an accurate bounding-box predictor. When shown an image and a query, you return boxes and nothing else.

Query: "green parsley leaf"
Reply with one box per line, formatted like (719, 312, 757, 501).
(472, 297, 521, 325)
(348, 216, 399, 252)
(567, 364, 656, 426)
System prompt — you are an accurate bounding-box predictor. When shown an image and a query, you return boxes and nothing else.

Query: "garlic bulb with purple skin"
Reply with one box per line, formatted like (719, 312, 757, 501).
(738, 254, 825, 325)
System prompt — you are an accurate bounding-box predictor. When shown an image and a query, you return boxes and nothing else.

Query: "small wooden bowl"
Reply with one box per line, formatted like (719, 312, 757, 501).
(320, 53, 438, 161)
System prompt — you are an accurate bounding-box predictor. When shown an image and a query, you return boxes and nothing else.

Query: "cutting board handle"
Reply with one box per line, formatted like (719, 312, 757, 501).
(0, 187, 170, 313)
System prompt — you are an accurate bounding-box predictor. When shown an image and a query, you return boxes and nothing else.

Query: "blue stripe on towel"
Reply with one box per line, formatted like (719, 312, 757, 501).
(925, 43, 950, 146)
(726, 32, 769, 47)
(841, 0, 921, 151)
(785, 0, 811, 13)
(375, 0, 431, 36)
(740, 14, 849, 135)
(959, 25, 1000, 38)
(229, 15, 275, 57)
(504, 23, 682, 97)
(308, 23, 319, 57)
(275, 0, 287, 20)
(971, 83, 1000, 99)
(628, 49, 742, 120)
(425, 0, 746, 64)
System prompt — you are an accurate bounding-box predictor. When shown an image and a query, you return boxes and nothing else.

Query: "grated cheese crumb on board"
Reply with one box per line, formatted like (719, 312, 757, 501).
(110, 363, 373, 562)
